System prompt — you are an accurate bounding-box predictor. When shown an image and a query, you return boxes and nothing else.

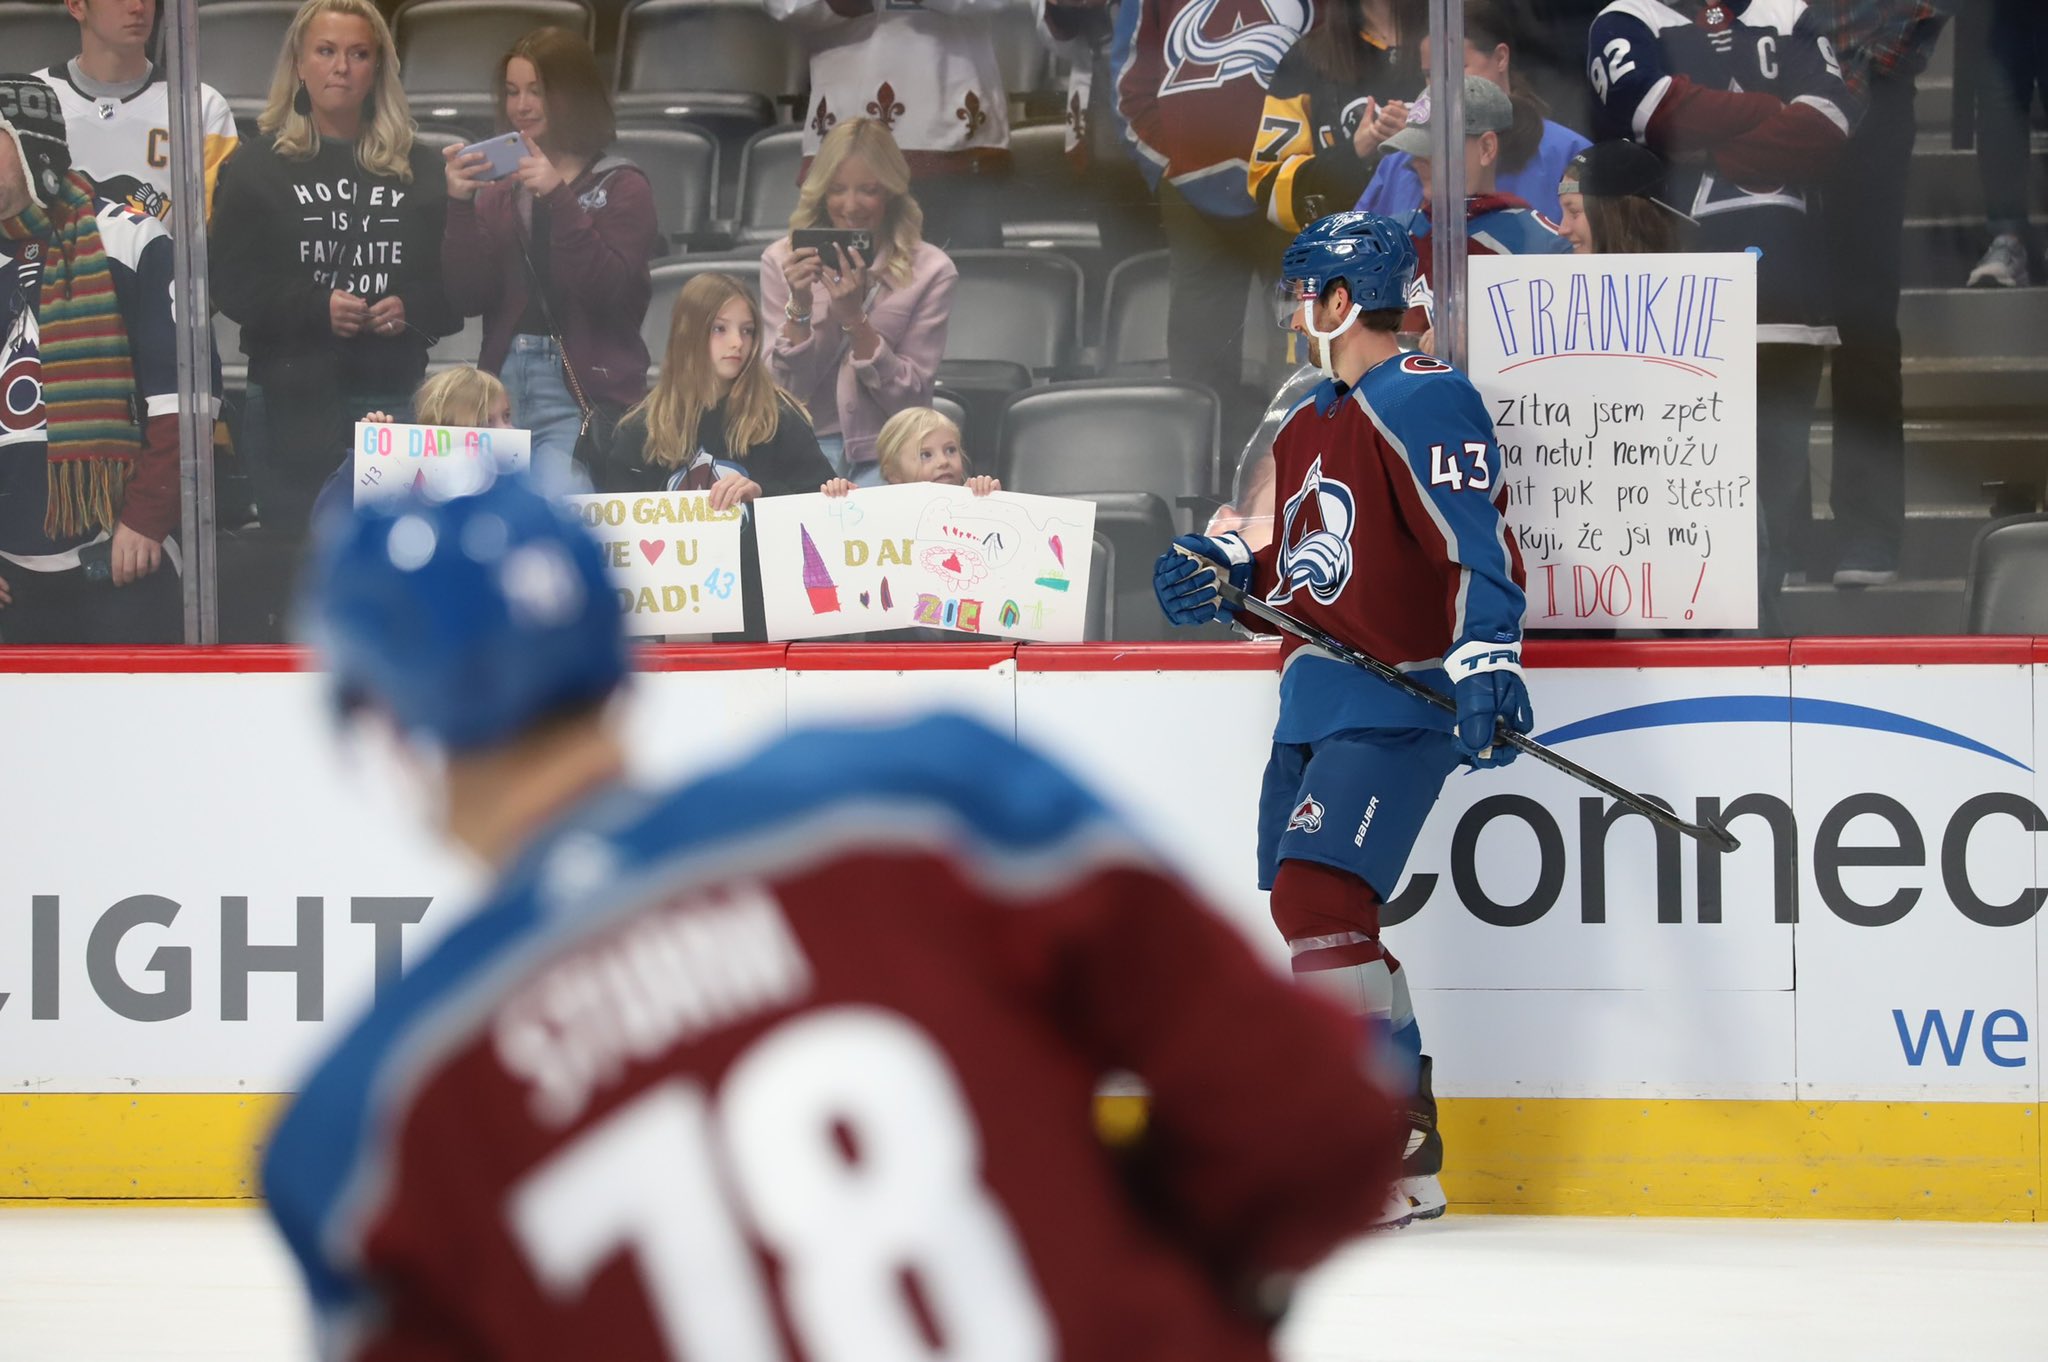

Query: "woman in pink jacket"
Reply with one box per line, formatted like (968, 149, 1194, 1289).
(759, 118, 957, 486)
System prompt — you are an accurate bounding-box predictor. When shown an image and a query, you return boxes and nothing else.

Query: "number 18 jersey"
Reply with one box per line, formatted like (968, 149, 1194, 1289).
(263, 715, 1403, 1362)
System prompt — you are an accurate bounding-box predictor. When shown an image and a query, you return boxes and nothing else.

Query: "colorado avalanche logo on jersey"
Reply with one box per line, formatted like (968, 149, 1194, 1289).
(1269, 454, 1355, 607)
(1, 256, 46, 446)
(1160, 0, 1310, 94)
(1286, 795, 1324, 834)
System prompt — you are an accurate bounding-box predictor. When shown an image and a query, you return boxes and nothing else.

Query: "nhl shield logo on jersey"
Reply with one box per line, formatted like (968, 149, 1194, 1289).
(1160, 0, 1310, 94)
(1270, 454, 1356, 607)
(1287, 794, 1325, 834)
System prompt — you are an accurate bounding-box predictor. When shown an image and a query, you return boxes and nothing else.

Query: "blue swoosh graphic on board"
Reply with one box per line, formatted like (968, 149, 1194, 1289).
(1530, 695, 2030, 772)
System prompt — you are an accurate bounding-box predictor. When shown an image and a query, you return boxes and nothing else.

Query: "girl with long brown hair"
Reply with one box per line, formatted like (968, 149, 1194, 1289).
(597, 273, 831, 508)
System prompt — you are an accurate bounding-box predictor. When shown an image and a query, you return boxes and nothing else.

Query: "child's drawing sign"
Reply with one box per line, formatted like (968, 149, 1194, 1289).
(754, 485, 1097, 642)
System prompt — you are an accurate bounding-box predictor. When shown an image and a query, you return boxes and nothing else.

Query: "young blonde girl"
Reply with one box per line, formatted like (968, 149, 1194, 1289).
(821, 407, 999, 497)
(598, 273, 831, 507)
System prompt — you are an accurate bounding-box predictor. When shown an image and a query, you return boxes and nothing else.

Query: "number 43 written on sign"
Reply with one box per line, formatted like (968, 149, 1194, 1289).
(1429, 441, 1492, 492)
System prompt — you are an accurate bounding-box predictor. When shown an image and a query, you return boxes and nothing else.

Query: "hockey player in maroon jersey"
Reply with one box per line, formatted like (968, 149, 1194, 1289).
(1153, 211, 1532, 1226)
(265, 472, 1406, 1361)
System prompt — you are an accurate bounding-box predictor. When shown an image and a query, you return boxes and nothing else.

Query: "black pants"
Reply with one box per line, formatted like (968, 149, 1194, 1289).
(1823, 73, 1917, 567)
(1757, 342, 1828, 630)
(1158, 183, 1287, 455)
(1980, 0, 2048, 240)
(0, 556, 181, 643)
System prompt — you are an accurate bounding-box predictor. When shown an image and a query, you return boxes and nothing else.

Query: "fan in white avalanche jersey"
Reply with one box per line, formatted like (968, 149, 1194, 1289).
(33, 0, 238, 224)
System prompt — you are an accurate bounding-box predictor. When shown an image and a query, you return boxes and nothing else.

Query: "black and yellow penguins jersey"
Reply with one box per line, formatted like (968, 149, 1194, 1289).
(1247, 32, 1419, 234)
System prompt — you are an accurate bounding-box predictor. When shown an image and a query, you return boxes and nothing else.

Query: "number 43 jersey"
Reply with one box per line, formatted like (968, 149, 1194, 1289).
(263, 716, 1403, 1362)
(1245, 355, 1527, 746)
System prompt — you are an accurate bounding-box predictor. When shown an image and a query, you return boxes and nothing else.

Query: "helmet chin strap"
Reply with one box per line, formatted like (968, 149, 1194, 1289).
(1300, 298, 1362, 377)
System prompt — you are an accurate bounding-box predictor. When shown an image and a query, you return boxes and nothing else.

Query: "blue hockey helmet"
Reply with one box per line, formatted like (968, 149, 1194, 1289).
(300, 473, 627, 752)
(1275, 211, 1417, 325)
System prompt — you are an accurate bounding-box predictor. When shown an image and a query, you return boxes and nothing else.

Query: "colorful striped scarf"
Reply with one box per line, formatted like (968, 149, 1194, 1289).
(0, 170, 137, 539)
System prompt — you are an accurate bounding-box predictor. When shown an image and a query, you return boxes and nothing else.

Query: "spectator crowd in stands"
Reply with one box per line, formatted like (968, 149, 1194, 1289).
(1, 0, 2043, 642)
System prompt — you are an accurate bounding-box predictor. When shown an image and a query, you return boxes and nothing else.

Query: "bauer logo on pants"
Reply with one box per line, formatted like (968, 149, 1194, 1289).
(1288, 795, 1325, 834)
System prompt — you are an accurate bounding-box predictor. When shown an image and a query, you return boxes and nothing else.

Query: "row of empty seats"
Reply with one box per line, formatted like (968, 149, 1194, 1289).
(211, 245, 1182, 397)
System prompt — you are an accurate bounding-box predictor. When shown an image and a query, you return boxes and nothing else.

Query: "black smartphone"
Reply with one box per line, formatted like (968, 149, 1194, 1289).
(77, 538, 112, 583)
(791, 227, 875, 262)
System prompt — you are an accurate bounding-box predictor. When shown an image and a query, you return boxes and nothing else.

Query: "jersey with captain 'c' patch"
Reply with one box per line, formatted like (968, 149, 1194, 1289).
(1587, 0, 1858, 344)
(33, 64, 238, 223)
(1244, 353, 1527, 745)
(262, 715, 1401, 1362)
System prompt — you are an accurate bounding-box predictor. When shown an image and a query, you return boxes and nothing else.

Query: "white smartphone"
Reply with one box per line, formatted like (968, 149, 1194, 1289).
(458, 131, 526, 182)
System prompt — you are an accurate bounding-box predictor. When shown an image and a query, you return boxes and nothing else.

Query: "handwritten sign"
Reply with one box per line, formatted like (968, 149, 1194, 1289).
(353, 421, 531, 505)
(561, 492, 746, 636)
(754, 485, 1097, 642)
(1467, 252, 1758, 630)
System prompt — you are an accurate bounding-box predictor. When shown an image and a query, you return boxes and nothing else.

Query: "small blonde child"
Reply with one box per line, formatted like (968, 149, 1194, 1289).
(364, 366, 514, 430)
(821, 407, 999, 497)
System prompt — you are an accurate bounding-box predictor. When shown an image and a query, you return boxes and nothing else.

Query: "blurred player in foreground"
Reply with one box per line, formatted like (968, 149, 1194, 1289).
(265, 472, 1406, 1360)
(1154, 212, 1531, 1226)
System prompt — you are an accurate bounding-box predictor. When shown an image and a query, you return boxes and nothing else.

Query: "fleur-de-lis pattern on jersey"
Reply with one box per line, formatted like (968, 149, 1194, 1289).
(1065, 89, 1087, 144)
(810, 94, 836, 138)
(956, 90, 987, 140)
(867, 82, 905, 129)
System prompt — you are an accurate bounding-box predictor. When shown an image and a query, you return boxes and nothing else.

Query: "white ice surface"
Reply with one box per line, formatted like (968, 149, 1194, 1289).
(1, 1208, 2043, 1361)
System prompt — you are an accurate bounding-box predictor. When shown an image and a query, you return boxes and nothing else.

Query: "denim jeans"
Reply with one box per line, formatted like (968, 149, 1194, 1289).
(500, 335, 591, 493)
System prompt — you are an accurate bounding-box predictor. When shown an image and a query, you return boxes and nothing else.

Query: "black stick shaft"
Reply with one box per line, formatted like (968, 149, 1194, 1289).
(1203, 571, 1739, 852)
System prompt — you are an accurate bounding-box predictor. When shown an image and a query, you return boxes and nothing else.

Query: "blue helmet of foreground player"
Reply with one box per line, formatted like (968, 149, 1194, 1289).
(1276, 211, 1417, 323)
(301, 474, 627, 752)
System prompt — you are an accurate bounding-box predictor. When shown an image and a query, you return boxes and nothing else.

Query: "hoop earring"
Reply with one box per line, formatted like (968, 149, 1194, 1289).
(292, 81, 311, 116)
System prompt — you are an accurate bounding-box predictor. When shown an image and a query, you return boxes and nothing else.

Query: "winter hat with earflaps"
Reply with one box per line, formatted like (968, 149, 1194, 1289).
(0, 74, 72, 211)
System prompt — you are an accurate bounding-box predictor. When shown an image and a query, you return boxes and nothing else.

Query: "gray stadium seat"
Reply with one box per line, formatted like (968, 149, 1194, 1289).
(0, 3, 81, 77)
(735, 125, 804, 245)
(212, 309, 247, 387)
(931, 389, 970, 450)
(1100, 249, 1169, 377)
(613, 125, 718, 248)
(196, 1, 298, 105)
(998, 379, 1220, 508)
(427, 312, 485, 374)
(1076, 491, 1174, 641)
(395, 0, 594, 95)
(1965, 515, 2048, 633)
(1000, 121, 1099, 252)
(409, 120, 474, 163)
(642, 256, 762, 375)
(1085, 532, 1113, 641)
(615, 0, 806, 99)
(943, 248, 1084, 374)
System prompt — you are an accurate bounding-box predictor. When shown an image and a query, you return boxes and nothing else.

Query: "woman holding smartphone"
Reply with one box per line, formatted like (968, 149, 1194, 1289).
(440, 26, 661, 489)
(759, 117, 957, 486)
(210, 0, 457, 536)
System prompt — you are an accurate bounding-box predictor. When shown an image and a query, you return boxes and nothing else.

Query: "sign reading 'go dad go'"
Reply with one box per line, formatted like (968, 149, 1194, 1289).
(353, 421, 531, 504)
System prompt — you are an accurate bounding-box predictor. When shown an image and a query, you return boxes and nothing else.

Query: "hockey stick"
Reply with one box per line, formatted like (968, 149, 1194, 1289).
(1180, 552, 1741, 853)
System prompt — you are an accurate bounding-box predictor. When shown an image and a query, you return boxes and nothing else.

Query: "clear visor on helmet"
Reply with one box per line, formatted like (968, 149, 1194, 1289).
(1275, 277, 1321, 330)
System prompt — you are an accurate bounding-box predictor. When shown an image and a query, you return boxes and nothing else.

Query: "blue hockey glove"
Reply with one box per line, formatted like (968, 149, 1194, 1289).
(1153, 533, 1253, 627)
(1445, 637, 1533, 768)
